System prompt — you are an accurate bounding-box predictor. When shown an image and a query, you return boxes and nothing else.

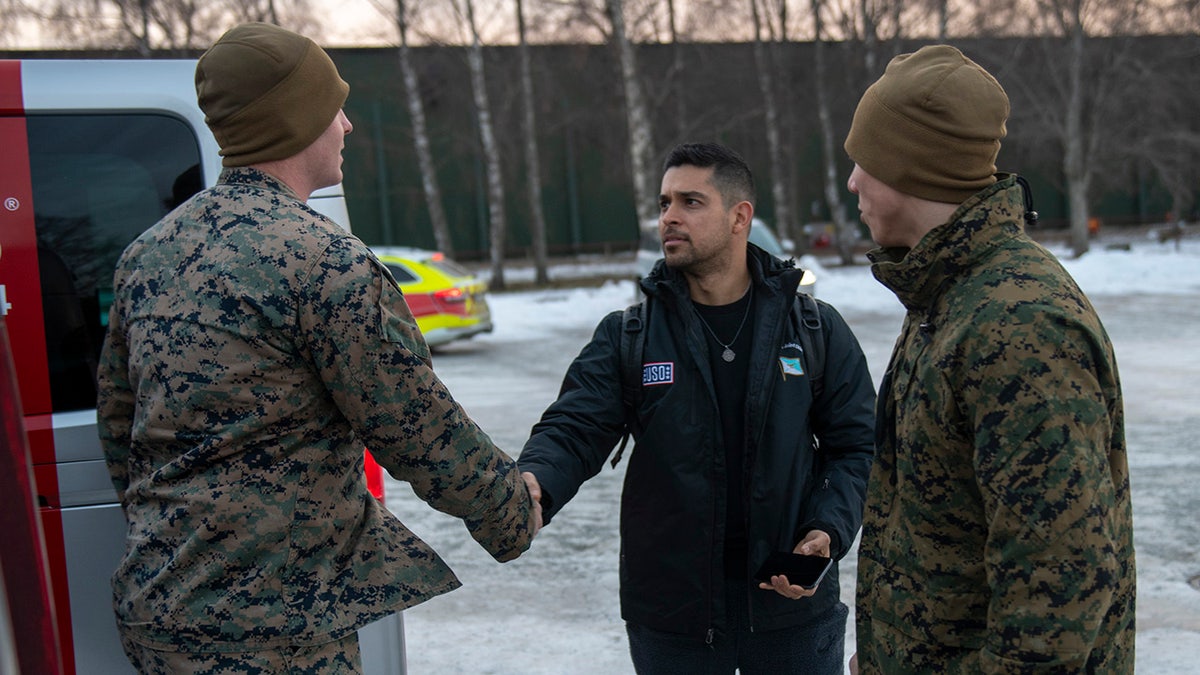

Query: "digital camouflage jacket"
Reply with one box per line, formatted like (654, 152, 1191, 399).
(856, 175, 1135, 672)
(97, 168, 533, 652)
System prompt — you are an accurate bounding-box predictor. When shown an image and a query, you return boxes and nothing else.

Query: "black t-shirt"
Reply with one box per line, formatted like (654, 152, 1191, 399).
(693, 286, 754, 579)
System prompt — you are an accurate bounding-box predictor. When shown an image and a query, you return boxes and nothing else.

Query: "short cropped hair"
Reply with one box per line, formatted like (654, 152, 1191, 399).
(662, 142, 756, 208)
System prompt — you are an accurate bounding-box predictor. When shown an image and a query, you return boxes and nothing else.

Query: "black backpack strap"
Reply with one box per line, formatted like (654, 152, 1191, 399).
(793, 291, 825, 402)
(612, 298, 647, 469)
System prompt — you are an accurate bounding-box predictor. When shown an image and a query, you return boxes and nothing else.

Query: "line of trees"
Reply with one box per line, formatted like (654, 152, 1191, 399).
(4, 0, 1199, 282)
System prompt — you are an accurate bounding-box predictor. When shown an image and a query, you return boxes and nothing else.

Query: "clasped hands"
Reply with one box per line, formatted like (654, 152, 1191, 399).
(521, 471, 543, 536)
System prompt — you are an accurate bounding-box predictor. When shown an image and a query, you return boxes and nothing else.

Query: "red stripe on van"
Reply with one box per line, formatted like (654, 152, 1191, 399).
(0, 116, 54, 417)
(0, 60, 23, 114)
(1, 317, 65, 675)
(25, 413, 56, 472)
(30, 440, 60, 507)
(38, 506, 76, 675)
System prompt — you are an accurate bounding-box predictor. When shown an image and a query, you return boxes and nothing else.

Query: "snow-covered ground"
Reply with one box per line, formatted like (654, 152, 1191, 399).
(383, 234, 1200, 673)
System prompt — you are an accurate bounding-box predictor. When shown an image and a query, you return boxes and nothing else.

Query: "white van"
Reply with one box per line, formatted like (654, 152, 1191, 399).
(0, 59, 404, 674)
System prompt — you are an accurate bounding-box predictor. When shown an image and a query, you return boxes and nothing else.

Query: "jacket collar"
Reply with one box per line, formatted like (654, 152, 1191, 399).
(217, 166, 302, 201)
(867, 174, 1025, 311)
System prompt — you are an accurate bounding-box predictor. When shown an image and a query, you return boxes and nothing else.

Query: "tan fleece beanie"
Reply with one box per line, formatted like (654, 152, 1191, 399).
(195, 22, 349, 167)
(844, 45, 1009, 204)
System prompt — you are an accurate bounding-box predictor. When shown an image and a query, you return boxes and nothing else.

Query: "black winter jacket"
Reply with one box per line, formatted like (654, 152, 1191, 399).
(519, 245, 875, 637)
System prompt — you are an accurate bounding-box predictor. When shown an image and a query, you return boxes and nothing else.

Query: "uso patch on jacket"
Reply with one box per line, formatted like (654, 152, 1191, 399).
(642, 362, 674, 386)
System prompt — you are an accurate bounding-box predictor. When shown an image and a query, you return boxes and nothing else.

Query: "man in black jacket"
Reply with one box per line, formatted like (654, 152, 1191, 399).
(519, 142, 875, 673)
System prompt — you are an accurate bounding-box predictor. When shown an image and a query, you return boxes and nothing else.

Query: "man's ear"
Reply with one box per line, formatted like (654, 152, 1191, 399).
(731, 201, 754, 235)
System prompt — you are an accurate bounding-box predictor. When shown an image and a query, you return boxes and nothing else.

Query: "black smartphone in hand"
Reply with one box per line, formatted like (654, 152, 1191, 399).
(753, 552, 833, 589)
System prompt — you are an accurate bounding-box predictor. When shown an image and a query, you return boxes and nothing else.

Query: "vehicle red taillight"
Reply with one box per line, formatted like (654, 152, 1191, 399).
(403, 294, 436, 317)
(434, 287, 466, 303)
(433, 287, 470, 316)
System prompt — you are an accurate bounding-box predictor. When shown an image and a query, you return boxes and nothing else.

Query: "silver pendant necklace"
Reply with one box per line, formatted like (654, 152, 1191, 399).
(696, 286, 753, 363)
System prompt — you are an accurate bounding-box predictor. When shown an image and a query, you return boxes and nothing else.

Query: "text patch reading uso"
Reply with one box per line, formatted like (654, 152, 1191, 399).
(642, 362, 674, 386)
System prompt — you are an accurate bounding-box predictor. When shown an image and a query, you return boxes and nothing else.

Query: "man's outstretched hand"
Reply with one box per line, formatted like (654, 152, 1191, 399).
(521, 471, 543, 536)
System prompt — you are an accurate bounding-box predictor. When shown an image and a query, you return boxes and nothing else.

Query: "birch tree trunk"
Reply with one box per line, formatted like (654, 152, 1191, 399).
(606, 0, 657, 225)
(667, 0, 687, 138)
(397, 0, 454, 256)
(749, 0, 795, 249)
(463, 0, 509, 288)
(860, 0, 879, 76)
(1015, 0, 1156, 257)
(1063, 8, 1091, 257)
(517, 0, 550, 284)
(769, 0, 801, 252)
(772, 0, 798, 229)
(811, 0, 855, 264)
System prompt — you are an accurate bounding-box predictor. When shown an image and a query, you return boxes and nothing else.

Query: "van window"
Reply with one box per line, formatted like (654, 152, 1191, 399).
(28, 114, 203, 412)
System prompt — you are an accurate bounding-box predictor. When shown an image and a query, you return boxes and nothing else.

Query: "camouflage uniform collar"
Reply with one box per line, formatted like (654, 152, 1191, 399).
(869, 175, 1024, 311)
(217, 166, 303, 201)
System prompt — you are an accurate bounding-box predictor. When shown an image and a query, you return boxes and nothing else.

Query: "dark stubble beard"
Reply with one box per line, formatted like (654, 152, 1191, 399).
(665, 241, 731, 279)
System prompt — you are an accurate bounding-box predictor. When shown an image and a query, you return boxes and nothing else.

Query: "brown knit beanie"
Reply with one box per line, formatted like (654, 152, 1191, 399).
(195, 23, 349, 167)
(844, 45, 1009, 204)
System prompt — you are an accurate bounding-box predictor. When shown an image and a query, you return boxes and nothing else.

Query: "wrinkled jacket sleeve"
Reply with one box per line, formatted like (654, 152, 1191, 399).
(97, 286, 134, 504)
(965, 308, 1127, 669)
(298, 239, 534, 562)
(800, 301, 877, 559)
(517, 311, 627, 523)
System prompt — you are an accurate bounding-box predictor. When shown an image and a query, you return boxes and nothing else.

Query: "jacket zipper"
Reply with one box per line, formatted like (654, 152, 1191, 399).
(744, 284, 796, 635)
